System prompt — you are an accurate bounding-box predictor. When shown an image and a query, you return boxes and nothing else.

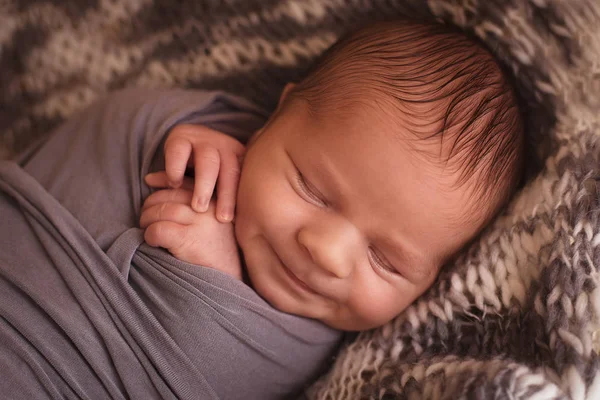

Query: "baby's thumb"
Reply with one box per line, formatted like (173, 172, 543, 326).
(144, 221, 186, 250)
(145, 172, 170, 188)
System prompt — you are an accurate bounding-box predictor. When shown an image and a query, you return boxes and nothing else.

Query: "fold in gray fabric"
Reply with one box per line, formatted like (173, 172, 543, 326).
(0, 89, 342, 399)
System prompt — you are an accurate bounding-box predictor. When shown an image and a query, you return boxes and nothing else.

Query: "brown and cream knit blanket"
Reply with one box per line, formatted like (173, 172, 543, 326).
(2, 1, 600, 399)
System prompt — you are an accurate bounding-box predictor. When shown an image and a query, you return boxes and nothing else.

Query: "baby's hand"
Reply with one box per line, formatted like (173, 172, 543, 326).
(140, 176, 242, 280)
(146, 124, 246, 223)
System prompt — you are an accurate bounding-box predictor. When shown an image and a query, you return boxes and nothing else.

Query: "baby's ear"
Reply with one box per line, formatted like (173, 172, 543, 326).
(277, 82, 296, 109)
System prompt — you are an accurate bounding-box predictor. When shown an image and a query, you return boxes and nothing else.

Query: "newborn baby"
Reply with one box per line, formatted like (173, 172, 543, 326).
(140, 20, 525, 330)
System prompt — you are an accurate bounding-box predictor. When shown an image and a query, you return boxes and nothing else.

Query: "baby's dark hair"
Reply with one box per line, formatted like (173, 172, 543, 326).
(287, 20, 524, 226)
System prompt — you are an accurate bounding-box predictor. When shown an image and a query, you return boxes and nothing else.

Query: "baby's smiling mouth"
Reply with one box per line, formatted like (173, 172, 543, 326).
(265, 239, 334, 300)
(282, 263, 320, 296)
(269, 244, 321, 297)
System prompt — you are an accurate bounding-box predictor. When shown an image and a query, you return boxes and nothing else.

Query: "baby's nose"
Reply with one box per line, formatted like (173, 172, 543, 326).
(297, 218, 359, 279)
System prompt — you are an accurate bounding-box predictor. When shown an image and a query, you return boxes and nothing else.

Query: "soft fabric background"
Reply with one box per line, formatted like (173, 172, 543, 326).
(1, 1, 600, 399)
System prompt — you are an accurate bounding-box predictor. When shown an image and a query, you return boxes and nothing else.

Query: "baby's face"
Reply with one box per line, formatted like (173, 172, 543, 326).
(235, 97, 482, 331)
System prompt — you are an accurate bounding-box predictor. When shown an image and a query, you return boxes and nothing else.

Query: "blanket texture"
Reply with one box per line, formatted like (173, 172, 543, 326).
(2, 0, 600, 399)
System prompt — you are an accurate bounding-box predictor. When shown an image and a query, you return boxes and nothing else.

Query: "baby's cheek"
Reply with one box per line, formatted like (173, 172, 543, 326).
(347, 281, 411, 329)
(255, 185, 298, 230)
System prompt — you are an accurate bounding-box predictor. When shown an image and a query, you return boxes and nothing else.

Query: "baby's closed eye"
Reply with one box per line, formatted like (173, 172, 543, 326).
(294, 170, 328, 207)
(367, 246, 400, 276)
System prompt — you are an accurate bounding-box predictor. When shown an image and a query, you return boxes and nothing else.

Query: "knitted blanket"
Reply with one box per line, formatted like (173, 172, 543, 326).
(1, 1, 599, 399)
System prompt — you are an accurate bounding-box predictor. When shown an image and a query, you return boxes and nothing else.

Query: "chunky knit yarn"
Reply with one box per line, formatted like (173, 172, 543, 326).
(2, 1, 600, 398)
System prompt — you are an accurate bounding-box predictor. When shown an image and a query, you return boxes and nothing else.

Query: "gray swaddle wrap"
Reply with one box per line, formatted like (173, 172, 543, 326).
(0, 89, 342, 399)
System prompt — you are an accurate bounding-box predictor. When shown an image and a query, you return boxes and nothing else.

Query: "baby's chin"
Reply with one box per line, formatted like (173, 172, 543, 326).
(321, 313, 397, 331)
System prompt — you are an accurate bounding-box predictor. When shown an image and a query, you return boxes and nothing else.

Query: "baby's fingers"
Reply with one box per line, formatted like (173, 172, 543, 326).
(192, 146, 220, 213)
(145, 172, 194, 190)
(144, 221, 186, 250)
(145, 172, 168, 188)
(164, 135, 193, 188)
(142, 188, 193, 212)
(215, 151, 242, 222)
(140, 202, 198, 228)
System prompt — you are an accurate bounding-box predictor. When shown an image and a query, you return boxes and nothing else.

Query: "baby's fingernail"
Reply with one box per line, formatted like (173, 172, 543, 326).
(195, 197, 208, 212)
(220, 211, 232, 222)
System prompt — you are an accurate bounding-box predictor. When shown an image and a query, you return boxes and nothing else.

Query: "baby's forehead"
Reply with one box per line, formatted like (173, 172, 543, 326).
(307, 92, 492, 188)
(305, 101, 446, 162)
(294, 106, 477, 212)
